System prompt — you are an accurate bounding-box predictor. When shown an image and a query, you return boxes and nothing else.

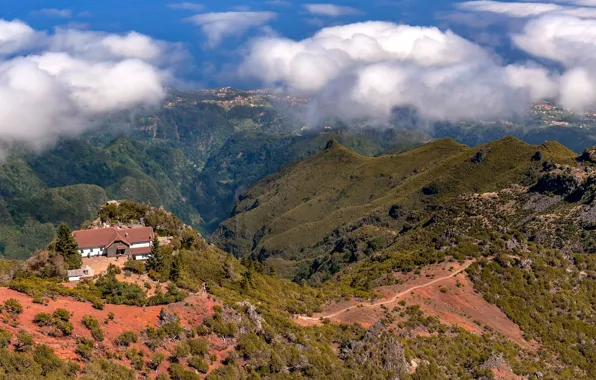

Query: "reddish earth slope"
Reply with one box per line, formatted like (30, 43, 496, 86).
(296, 260, 536, 350)
(0, 288, 233, 375)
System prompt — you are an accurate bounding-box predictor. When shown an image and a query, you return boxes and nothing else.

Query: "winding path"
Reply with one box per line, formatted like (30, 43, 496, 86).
(297, 263, 472, 321)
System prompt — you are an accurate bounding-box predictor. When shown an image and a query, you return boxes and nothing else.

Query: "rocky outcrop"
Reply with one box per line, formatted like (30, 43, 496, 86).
(532, 165, 591, 196)
(471, 148, 490, 163)
(340, 322, 407, 379)
(580, 147, 596, 164)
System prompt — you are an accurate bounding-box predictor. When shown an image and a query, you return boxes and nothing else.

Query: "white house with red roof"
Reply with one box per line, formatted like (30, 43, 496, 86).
(72, 226, 154, 261)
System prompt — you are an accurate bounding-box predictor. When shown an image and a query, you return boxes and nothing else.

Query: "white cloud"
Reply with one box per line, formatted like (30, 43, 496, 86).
(457, 1, 596, 19)
(0, 19, 45, 55)
(239, 20, 592, 124)
(267, 0, 292, 6)
(33, 8, 73, 18)
(512, 15, 596, 111)
(0, 19, 182, 153)
(303, 4, 363, 17)
(168, 2, 204, 11)
(187, 11, 277, 47)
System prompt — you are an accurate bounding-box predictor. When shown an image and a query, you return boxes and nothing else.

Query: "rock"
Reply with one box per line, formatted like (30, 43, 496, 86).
(236, 301, 264, 333)
(580, 148, 596, 163)
(471, 148, 490, 163)
(158, 308, 179, 327)
(340, 322, 407, 379)
(532, 166, 587, 196)
(532, 151, 543, 161)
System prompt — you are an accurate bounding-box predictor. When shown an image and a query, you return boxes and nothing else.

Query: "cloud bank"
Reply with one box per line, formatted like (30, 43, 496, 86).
(0, 19, 181, 153)
(240, 15, 596, 124)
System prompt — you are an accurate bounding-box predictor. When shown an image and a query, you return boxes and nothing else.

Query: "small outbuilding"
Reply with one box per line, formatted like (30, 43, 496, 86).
(67, 265, 95, 282)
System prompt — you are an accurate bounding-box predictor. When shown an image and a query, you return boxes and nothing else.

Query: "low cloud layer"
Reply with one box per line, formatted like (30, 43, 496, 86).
(240, 15, 596, 124)
(0, 19, 180, 153)
(187, 11, 277, 47)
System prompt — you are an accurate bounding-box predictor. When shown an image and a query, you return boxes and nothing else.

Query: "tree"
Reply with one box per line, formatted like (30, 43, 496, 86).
(146, 237, 163, 273)
(55, 224, 81, 270)
(170, 254, 182, 282)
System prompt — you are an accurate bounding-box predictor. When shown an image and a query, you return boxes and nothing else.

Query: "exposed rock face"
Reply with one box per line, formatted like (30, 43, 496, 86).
(340, 322, 407, 379)
(532, 165, 590, 196)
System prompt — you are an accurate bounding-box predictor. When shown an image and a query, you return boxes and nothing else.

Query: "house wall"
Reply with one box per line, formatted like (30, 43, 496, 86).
(78, 247, 105, 257)
(106, 243, 130, 258)
(133, 254, 150, 261)
(68, 276, 81, 282)
(131, 242, 151, 248)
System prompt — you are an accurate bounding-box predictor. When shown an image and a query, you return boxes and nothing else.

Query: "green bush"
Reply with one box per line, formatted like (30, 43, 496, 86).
(33, 312, 53, 327)
(172, 341, 191, 360)
(52, 308, 70, 322)
(82, 316, 105, 342)
(188, 338, 209, 356)
(123, 260, 146, 274)
(115, 331, 138, 347)
(4, 298, 23, 315)
(0, 328, 11, 348)
(75, 337, 94, 360)
(188, 356, 209, 374)
(15, 330, 34, 352)
(168, 363, 200, 380)
(148, 352, 165, 371)
(33, 344, 64, 376)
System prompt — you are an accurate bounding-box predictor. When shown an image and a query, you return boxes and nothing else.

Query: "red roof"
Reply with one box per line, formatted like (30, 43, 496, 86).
(130, 246, 152, 256)
(72, 227, 154, 250)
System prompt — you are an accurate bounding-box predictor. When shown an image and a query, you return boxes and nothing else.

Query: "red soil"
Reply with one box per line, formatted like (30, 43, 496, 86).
(296, 260, 537, 351)
(0, 288, 233, 377)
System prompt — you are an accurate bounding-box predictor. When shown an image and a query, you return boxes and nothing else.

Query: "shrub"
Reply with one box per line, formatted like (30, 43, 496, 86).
(82, 316, 104, 341)
(33, 344, 64, 375)
(188, 356, 209, 374)
(52, 308, 71, 322)
(4, 298, 23, 315)
(51, 320, 74, 337)
(33, 312, 53, 327)
(15, 330, 34, 352)
(148, 352, 165, 370)
(188, 338, 209, 356)
(92, 299, 105, 310)
(115, 331, 138, 347)
(142, 326, 166, 350)
(124, 260, 146, 274)
(172, 341, 191, 360)
(0, 328, 11, 348)
(168, 363, 200, 380)
(75, 337, 95, 360)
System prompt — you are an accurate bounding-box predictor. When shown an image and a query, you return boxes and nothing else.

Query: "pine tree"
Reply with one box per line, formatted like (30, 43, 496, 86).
(170, 254, 182, 282)
(146, 236, 163, 273)
(55, 224, 81, 270)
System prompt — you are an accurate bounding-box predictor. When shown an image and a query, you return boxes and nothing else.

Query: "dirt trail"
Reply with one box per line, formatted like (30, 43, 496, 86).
(298, 263, 472, 321)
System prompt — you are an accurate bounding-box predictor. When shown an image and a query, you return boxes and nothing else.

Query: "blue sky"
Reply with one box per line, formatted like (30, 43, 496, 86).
(3, 0, 596, 149)
(4, 0, 463, 86)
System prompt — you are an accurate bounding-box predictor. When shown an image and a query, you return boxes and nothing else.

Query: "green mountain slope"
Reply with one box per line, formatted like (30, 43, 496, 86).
(213, 137, 577, 277)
